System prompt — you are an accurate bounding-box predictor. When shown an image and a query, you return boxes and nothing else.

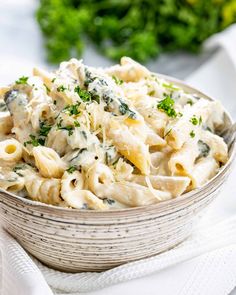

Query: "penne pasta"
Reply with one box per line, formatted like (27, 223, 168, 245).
(0, 57, 229, 210)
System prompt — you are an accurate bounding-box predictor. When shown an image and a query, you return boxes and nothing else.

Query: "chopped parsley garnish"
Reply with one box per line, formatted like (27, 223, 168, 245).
(149, 90, 155, 96)
(57, 119, 74, 136)
(112, 75, 123, 85)
(24, 121, 51, 147)
(39, 121, 52, 137)
(57, 85, 67, 92)
(190, 116, 198, 125)
(187, 99, 193, 106)
(74, 86, 91, 102)
(157, 96, 177, 118)
(66, 166, 76, 174)
(53, 100, 57, 105)
(190, 115, 202, 126)
(190, 130, 195, 138)
(24, 134, 45, 147)
(51, 78, 56, 83)
(15, 76, 28, 85)
(74, 121, 80, 127)
(63, 102, 81, 116)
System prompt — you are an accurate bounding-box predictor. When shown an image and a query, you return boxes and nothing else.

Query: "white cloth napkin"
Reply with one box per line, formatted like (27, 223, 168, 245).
(1, 25, 236, 295)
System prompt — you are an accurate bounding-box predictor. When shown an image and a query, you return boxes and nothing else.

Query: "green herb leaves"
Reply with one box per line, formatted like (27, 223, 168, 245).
(24, 134, 45, 147)
(74, 121, 80, 127)
(112, 76, 123, 85)
(63, 102, 81, 116)
(24, 121, 52, 147)
(187, 99, 193, 106)
(66, 166, 76, 174)
(56, 118, 80, 136)
(57, 85, 67, 92)
(15, 76, 28, 85)
(190, 115, 202, 126)
(39, 121, 52, 137)
(56, 119, 74, 136)
(190, 130, 195, 138)
(190, 116, 198, 125)
(74, 86, 91, 102)
(157, 96, 177, 118)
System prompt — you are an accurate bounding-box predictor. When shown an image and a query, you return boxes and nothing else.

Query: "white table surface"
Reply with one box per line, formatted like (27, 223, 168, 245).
(0, 1, 235, 295)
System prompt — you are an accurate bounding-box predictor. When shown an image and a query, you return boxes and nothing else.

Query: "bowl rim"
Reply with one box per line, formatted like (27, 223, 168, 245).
(0, 73, 235, 215)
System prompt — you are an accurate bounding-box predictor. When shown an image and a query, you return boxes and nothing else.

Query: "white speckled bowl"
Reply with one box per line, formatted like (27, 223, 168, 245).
(0, 75, 235, 272)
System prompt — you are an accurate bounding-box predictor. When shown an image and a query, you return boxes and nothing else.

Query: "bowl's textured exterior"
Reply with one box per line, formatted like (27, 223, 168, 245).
(0, 75, 235, 272)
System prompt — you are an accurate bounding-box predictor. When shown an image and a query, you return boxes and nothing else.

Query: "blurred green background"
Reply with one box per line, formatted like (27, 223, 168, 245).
(37, 0, 236, 64)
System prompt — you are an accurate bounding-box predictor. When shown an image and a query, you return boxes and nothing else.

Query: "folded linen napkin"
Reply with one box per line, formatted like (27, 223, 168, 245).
(0, 24, 236, 295)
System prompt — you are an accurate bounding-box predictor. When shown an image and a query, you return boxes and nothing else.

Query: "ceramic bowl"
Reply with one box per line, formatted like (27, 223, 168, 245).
(0, 75, 235, 272)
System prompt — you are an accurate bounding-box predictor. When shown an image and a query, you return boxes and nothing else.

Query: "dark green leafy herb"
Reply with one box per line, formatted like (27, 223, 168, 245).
(57, 118, 74, 136)
(53, 100, 57, 105)
(66, 166, 76, 174)
(36, 1, 236, 64)
(112, 76, 123, 85)
(51, 78, 56, 83)
(15, 76, 28, 85)
(24, 134, 45, 147)
(149, 90, 155, 96)
(190, 130, 195, 138)
(157, 96, 177, 118)
(39, 121, 52, 137)
(63, 102, 81, 115)
(187, 99, 193, 106)
(74, 121, 80, 127)
(198, 140, 210, 158)
(74, 86, 91, 102)
(190, 115, 202, 126)
(57, 85, 66, 92)
(190, 116, 198, 125)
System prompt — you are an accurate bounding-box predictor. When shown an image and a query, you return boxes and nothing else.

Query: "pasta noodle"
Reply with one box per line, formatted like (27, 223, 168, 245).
(0, 57, 229, 210)
(0, 139, 23, 164)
